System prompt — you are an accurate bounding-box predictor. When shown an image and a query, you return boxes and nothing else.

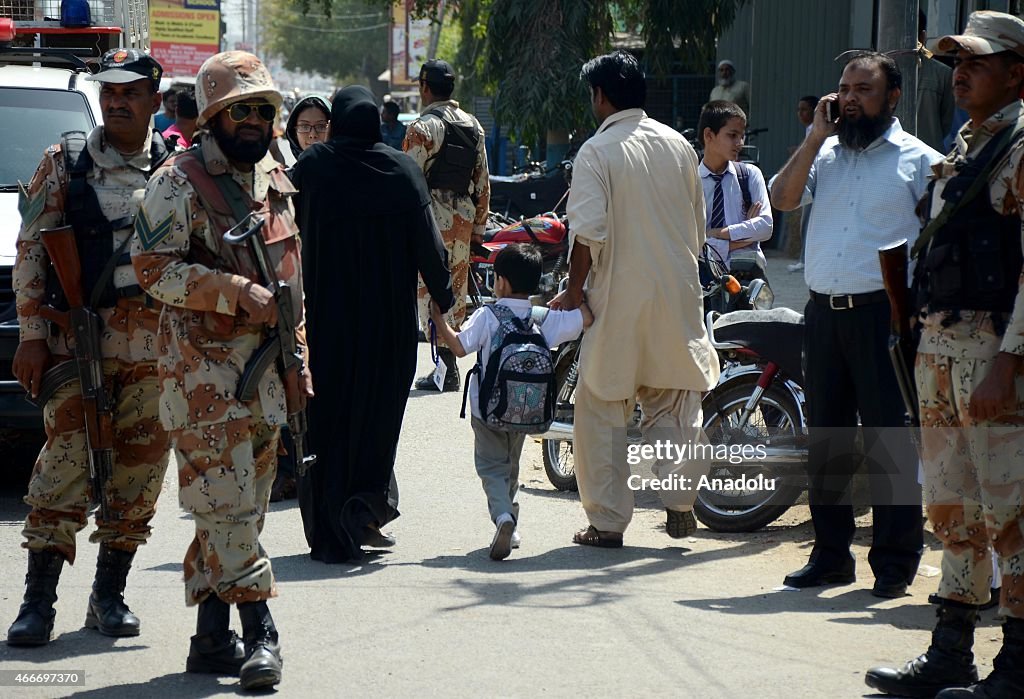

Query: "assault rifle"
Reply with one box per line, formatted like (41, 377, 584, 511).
(34, 225, 114, 522)
(224, 215, 316, 475)
(878, 239, 921, 451)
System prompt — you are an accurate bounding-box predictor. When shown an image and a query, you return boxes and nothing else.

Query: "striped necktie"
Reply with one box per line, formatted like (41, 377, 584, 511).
(709, 172, 726, 229)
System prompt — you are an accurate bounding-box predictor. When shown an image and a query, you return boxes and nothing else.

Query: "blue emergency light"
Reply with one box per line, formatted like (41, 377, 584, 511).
(60, 0, 92, 28)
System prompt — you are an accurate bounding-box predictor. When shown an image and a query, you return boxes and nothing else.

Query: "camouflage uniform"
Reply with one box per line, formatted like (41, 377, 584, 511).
(132, 131, 305, 606)
(918, 100, 1024, 619)
(13, 126, 170, 564)
(403, 99, 490, 337)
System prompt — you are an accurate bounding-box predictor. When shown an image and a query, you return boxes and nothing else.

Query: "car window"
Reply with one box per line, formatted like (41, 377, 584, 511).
(0, 88, 94, 186)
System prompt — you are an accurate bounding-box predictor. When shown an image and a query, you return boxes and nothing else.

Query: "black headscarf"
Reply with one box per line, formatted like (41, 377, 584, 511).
(293, 85, 429, 212)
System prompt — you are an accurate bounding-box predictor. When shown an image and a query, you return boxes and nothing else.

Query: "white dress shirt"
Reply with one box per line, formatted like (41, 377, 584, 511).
(698, 160, 773, 268)
(800, 118, 942, 295)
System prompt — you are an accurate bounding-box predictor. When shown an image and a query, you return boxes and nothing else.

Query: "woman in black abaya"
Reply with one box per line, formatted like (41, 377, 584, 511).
(292, 86, 455, 563)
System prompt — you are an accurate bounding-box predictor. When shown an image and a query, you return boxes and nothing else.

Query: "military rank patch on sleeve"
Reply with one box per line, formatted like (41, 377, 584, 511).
(17, 183, 45, 228)
(136, 210, 175, 250)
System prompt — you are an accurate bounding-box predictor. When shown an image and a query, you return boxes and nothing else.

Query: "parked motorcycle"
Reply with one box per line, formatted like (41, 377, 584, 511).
(469, 212, 570, 308)
(696, 306, 808, 532)
(538, 263, 774, 493)
(488, 159, 573, 220)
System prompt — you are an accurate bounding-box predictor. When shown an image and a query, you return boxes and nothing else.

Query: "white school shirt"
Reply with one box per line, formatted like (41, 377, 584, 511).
(457, 298, 583, 419)
(698, 160, 773, 268)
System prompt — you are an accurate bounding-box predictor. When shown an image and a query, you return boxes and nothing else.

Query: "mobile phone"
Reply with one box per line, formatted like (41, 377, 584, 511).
(826, 100, 837, 123)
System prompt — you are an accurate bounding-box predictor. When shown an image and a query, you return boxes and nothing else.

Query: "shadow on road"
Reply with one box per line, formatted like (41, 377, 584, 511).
(64, 672, 237, 698)
(0, 628, 146, 665)
(272, 550, 390, 581)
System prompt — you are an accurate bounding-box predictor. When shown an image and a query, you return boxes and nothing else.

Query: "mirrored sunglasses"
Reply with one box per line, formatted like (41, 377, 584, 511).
(227, 102, 278, 123)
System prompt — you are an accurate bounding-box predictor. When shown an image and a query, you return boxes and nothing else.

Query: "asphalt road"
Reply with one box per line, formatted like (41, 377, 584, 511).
(0, 255, 1004, 698)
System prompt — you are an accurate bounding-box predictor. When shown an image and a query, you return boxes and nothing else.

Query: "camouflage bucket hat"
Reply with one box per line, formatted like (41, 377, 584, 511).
(196, 51, 283, 127)
(936, 10, 1024, 58)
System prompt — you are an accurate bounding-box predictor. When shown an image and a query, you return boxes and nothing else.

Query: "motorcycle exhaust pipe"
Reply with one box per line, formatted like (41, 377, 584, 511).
(538, 421, 574, 441)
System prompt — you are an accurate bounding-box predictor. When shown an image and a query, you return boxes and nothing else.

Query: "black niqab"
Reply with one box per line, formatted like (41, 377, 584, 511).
(292, 85, 455, 564)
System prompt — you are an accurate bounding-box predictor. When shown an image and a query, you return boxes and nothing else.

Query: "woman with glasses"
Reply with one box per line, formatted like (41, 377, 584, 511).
(285, 94, 331, 160)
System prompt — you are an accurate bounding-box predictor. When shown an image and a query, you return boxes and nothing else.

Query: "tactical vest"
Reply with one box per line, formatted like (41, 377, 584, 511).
(915, 129, 1023, 325)
(424, 108, 480, 195)
(44, 130, 169, 312)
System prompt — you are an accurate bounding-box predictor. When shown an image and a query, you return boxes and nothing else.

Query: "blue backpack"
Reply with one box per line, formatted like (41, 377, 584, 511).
(460, 304, 556, 433)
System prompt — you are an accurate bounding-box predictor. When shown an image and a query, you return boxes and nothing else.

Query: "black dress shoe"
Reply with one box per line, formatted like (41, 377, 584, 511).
(784, 559, 855, 588)
(872, 579, 910, 599)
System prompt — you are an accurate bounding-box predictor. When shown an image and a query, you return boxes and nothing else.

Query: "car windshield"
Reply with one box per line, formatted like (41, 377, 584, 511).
(0, 88, 93, 187)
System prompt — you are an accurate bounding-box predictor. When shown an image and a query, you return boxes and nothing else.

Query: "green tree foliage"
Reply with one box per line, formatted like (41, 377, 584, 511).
(262, 1, 390, 84)
(296, 0, 746, 141)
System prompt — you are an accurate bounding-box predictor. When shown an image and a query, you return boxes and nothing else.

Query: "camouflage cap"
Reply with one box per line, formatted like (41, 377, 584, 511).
(936, 10, 1024, 58)
(195, 51, 283, 127)
(85, 48, 163, 90)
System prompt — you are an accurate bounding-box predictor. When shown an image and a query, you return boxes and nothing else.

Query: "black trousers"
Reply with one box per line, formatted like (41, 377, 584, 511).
(803, 297, 923, 583)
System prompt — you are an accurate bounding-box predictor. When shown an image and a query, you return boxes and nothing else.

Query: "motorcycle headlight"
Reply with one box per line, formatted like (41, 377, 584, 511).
(748, 279, 774, 311)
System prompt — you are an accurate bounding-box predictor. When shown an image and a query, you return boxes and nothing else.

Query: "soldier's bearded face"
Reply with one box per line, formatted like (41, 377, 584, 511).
(212, 106, 274, 164)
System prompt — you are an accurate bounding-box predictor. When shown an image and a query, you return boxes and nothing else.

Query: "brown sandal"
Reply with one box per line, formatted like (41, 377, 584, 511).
(572, 525, 623, 548)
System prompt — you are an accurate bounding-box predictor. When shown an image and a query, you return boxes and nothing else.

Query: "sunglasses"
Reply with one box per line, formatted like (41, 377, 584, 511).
(227, 102, 277, 123)
(295, 123, 328, 134)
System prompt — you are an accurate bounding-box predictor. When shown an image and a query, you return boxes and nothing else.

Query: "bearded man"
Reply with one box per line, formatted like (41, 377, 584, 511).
(708, 59, 751, 119)
(770, 52, 942, 599)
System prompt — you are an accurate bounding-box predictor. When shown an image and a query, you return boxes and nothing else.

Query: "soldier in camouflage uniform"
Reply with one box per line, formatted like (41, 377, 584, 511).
(132, 51, 309, 691)
(866, 12, 1024, 699)
(6, 50, 171, 648)
(404, 59, 490, 392)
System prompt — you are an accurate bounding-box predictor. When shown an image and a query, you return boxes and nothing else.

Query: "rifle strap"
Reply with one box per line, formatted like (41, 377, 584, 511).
(911, 125, 1024, 260)
(195, 150, 255, 226)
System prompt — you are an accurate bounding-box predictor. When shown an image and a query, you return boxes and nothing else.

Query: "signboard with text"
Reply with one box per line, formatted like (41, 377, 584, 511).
(150, 0, 221, 77)
(389, 0, 433, 88)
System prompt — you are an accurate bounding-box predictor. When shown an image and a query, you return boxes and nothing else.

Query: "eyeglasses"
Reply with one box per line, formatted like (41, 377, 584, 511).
(295, 123, 328, 134)
(227, 102, 277, 123)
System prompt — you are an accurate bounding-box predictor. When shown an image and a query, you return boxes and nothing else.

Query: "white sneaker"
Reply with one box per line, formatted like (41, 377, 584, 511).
(787, 262, 804, 272)
(490, 514, 515, 561)
(511, 529, 521, 549)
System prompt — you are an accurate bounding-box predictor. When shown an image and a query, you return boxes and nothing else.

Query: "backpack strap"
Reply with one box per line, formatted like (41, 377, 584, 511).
(733, 161, 753, 214)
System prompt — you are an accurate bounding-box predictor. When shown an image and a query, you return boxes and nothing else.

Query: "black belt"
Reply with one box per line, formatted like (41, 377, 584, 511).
(810, 289, 888, 310)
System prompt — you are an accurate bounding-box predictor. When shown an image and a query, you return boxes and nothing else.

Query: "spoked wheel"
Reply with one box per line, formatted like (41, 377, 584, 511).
(695, 380, 805, 532)
(541, 343, 579, 492)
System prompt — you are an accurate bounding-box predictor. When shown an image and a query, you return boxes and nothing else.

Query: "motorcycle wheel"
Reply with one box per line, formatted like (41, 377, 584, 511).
(541, 343, 579, 492)
(695, 380, 804, 533)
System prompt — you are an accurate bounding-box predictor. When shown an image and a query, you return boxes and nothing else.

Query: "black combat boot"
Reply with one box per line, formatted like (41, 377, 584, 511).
(186, 595, 245, 675)
(237, 601, 282, 690)
(936, 617, 1024, 698)
(864, 599, 979, 697)
(6, 550, 65, 646)
(84, 545, 140, 637)
(413, 348, 460, 392)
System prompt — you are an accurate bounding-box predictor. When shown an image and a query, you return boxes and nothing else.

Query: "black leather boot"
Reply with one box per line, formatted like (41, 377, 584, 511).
(6, 550, 65, 646)
(937, 617, 1024, 698)
(413, 348, 460, 391)
(238, 601, 282, 690)
(84, 545, 140, 637)
(186, 595, 245, 675)
(865, 599, 979, 696)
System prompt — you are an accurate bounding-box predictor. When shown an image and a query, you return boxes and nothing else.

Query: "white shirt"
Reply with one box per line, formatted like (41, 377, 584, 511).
(458, 298, 583, 419)
(698, 159, 773, 268)
(800, 118, 942, 295)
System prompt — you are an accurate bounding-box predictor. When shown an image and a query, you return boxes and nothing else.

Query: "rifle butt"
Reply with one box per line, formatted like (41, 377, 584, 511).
(40, 226, 85, 309)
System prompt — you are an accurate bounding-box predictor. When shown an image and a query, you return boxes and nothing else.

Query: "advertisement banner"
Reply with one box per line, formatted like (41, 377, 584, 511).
(150, 0, 221, 77)
(389, 0, 434, 88)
